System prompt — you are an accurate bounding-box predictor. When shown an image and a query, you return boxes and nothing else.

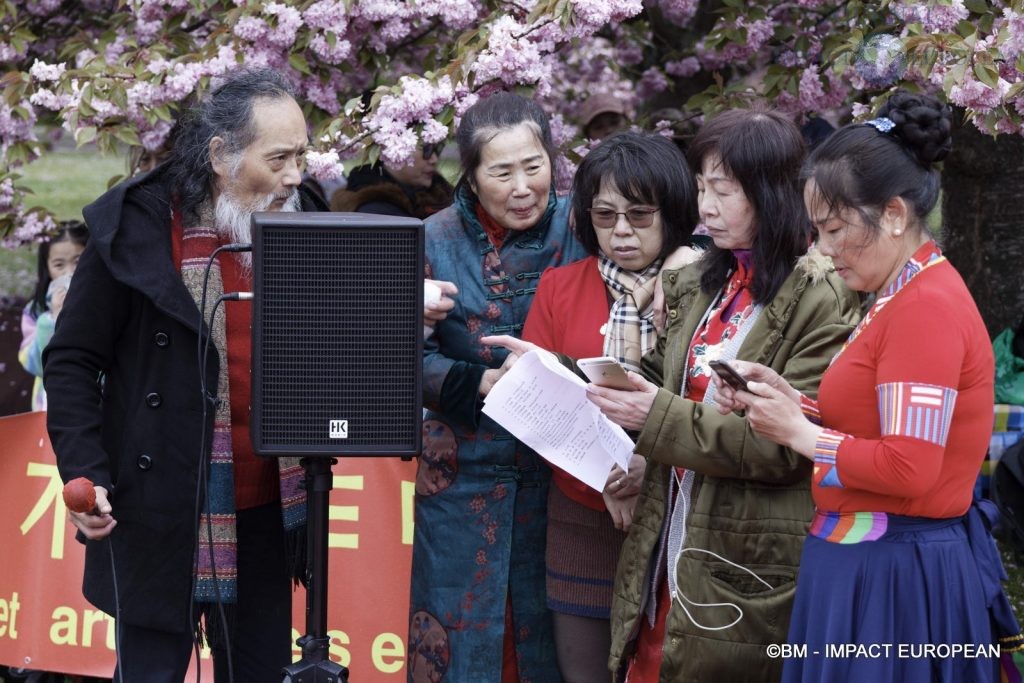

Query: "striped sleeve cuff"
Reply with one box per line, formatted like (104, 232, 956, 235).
(877, 381, 958, 447)
(800, 394, 822, 425)
(813, 428, 849, 488)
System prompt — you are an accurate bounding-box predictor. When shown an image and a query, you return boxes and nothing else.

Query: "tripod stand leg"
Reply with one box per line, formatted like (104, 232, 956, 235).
(281, 457, 350, 682)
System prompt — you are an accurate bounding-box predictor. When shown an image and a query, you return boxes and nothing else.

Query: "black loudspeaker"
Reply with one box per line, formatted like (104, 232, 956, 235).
(250, 212, 423, 458)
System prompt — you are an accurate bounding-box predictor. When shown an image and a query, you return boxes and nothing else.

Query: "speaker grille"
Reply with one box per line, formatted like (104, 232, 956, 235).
(252, 216, 422, 457)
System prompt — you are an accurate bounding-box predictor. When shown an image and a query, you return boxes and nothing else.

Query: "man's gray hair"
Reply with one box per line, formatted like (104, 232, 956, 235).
(167, 68, 297, 221)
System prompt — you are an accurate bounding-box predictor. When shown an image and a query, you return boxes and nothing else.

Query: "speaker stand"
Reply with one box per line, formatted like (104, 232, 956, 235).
(282, 457, 349, 683)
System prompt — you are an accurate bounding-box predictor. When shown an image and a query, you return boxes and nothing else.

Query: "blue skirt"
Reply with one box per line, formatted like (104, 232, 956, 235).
(782, 506, 1016, 682)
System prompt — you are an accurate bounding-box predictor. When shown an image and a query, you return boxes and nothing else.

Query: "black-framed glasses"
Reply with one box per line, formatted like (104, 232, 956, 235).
(587, 207, 660, 229)
(422, 144, 443, 159)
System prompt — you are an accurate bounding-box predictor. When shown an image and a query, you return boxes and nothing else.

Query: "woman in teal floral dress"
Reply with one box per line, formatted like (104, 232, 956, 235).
(407, 92, 586, 682)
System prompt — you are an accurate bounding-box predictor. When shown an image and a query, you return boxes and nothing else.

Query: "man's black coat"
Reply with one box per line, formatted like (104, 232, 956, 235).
(44, 167, 325, 632)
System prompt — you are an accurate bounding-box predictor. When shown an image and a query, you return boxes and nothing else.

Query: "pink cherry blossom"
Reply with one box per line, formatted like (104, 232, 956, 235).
(892, 0, 969, 34)
(1000, 9, 1024, 62)
(637, 67, 669, 100)
(665, 57, 700, 78)
(948, 75, 1004, 114)
(305, 150, 346, 182)
(657, 0, 699, 27)
(28, 60, 66, 82)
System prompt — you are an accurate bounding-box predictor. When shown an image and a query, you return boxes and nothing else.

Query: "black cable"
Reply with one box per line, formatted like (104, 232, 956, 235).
(108, 538, 121, 682)
(199, 294, 253, 683)
(189, 243, 250, 683)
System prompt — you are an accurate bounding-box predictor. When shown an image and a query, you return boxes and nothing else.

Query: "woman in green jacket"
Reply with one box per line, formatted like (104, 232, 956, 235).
(582, 109, 862, 682)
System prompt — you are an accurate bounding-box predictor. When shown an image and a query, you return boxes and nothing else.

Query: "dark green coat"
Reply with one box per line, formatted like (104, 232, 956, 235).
(609, 250, 861, 682)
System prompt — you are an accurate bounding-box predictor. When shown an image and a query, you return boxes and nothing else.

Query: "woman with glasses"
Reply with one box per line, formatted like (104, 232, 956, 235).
(489, 108, 861, 680)
(510, 131, 698, 682)
(330, 143, 453, 219)
(499, 131, 700, 679)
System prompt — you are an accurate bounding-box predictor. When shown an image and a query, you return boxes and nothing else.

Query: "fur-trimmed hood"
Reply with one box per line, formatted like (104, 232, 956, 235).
(795, 243, 835, 285)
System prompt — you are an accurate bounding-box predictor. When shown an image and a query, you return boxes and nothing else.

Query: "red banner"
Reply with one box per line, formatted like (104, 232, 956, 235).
(0, 411, 416, 680)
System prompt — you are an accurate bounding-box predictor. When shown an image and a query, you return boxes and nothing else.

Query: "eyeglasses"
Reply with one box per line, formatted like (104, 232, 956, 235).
(422, 144, 443, 159)
(587, 207, 660, 229)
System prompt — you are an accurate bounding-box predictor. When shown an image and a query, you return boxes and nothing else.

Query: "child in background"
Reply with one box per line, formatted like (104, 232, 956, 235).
(19, 221, 88, 411)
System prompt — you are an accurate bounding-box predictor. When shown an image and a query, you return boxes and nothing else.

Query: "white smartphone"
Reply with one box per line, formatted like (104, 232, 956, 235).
(578, 356, 634, 391)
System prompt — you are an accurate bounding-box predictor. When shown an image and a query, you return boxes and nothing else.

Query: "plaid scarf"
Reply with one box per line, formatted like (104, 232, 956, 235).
(598, 253, 663, 373)
(179, 203, 306, 603)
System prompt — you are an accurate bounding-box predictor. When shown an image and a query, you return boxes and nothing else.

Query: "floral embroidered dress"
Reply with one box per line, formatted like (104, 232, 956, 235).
(408, 185, 586, 683)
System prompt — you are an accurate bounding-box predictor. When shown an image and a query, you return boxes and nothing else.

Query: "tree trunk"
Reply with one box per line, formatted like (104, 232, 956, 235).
(942, 112, 1024, 338)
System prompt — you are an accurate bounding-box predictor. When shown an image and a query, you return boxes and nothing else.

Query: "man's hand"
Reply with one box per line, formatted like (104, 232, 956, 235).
(68, 486, 117, 541)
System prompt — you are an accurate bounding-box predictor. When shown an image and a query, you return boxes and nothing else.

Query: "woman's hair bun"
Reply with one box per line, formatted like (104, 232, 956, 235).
(877, 90, 953, 165)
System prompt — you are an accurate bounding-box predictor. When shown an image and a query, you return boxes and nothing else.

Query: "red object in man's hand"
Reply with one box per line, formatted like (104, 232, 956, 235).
(63, 477, 97, 513)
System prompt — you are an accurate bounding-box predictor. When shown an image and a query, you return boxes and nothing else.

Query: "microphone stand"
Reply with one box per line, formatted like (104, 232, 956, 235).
(282, 457, 349, 682)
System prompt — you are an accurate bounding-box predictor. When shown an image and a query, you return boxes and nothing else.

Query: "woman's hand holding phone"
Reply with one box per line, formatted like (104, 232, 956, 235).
(584, 371, 658, 432)
(709, 359, 750, 392)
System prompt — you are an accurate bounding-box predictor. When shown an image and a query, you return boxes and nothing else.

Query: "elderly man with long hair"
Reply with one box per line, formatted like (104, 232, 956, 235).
(44, 69, 326, 683)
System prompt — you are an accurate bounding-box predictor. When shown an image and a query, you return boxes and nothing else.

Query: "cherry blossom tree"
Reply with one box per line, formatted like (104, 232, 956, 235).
(4, 0, 1024, 313)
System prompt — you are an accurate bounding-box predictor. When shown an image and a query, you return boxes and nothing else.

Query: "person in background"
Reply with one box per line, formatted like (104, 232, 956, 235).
(128, 141, 173, 176)
(44, 68, 325, 683)
(330, 144, 454, 219)
(520, 131, 698, 682)
(408, 90, 588, 683)
(19, 221, 88, 411)
(715, 90, 1024, 682)
(579, 93, 630, 141)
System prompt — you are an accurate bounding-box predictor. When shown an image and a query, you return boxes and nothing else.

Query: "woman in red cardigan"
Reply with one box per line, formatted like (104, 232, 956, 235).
(715, 91, 1024, 681)
(520, 131, 699, 682)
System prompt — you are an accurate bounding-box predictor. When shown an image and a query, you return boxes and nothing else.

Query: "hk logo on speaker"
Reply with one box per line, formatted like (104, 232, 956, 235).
(329, 420, 349, 439)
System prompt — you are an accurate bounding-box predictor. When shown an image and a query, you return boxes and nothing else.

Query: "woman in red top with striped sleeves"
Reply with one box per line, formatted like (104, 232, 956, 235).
(716, 91, 1023, 682)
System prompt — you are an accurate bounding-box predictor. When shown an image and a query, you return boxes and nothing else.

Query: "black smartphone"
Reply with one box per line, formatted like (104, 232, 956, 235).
(708, 360, 750, 392)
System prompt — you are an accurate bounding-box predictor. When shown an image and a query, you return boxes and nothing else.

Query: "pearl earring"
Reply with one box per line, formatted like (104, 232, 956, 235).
(893, 229, 902, 237)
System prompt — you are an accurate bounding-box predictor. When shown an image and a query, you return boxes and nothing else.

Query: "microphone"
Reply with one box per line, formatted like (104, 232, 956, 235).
(64, 474, 123, 677)
(63, 476, 98, 514)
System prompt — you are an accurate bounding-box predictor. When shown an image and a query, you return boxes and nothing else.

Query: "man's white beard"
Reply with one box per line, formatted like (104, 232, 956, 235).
(214, 189, 300, 271)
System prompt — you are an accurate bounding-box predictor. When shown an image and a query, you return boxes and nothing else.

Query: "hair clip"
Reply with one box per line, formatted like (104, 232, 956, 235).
(865, 117, 895, 133)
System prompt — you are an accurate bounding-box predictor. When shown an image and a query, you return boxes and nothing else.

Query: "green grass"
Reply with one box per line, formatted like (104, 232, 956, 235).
(0, 149, 125, 299)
